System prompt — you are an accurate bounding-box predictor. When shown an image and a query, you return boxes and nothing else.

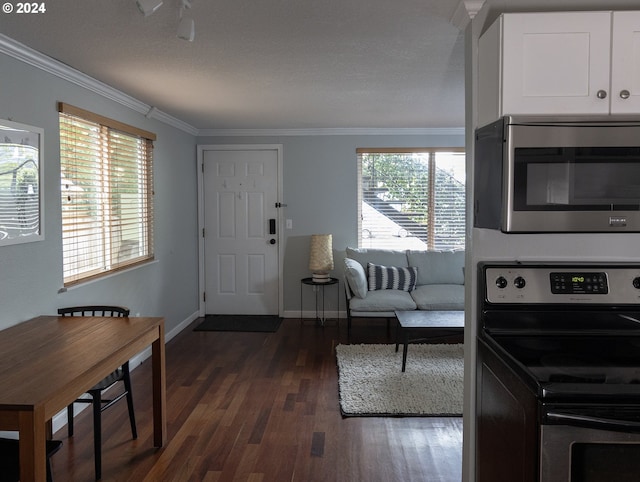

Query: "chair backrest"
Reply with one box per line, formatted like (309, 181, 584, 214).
(58, 305, 130, 317)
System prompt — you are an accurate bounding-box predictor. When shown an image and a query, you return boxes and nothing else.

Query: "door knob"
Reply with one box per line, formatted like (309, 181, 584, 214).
(620, 89, 631, 99)
(596, 90, 607, 99)
(269, 238, 276, 245)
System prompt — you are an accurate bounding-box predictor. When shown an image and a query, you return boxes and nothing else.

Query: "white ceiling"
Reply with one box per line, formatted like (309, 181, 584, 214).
(0, 0, 639, 131)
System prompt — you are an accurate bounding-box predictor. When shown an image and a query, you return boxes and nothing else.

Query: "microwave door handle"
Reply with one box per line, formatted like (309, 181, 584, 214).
(546, 410, 640, 433)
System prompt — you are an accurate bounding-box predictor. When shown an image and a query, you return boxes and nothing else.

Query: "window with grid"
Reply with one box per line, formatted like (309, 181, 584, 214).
(0, 120, 42, 246)
(357, 149, 465, 251)
(58, 103, 155, 285)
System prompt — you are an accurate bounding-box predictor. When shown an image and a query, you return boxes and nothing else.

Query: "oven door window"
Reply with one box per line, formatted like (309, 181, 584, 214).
(513, 147, 640, 211)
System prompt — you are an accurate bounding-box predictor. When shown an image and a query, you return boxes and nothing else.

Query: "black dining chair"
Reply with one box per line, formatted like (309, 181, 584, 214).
(0, 437, 62, 482)
(57, 305, 137, 480)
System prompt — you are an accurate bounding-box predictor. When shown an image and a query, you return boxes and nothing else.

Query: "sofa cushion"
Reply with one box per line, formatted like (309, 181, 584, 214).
(410, 284, 465, 310)
(344, 257, 368, 298)
(345, 247, 408, 270)
(348, 289, 417, 312)
(406, 250, 464, 286)
(367, 263, 417, 292)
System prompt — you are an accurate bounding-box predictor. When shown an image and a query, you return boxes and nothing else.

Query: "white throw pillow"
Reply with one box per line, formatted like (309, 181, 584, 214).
(344, 258, 368, 298)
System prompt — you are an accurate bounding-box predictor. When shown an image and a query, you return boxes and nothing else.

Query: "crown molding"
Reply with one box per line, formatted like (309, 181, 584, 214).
(451, 0, 486, 30)
(0, 34, 199, 136)
(197, 127, 465, 137)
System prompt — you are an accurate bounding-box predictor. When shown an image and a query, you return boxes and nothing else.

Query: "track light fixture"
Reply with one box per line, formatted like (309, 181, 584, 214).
(136, 0, 163, 16)
(177, 0, 195, 42)
(177, 17, 195, 42)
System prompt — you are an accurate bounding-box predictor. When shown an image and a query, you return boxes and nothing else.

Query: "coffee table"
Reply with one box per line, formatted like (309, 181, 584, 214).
(395, 310, 464, 372)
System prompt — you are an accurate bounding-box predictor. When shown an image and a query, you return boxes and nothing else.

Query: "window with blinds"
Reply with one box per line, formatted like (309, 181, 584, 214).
(58, 103, 155, 285)
(0, 120, 42, 246)
(357, 149, 465, 251)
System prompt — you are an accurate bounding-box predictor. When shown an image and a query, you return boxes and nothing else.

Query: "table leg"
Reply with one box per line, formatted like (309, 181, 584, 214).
(321, 284, 325, 326)
(152, 324, 167, 447)
(336, 282, 340, 326)
(402, 333, 409, 372)
(19, 409, 47, 482)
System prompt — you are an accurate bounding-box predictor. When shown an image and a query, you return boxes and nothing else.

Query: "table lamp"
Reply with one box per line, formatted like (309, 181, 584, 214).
(309, 234, 334, 283)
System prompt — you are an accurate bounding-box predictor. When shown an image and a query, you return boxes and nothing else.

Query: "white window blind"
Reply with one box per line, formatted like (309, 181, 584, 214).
(357, 149, 465, 251)
(59, 103, 155, 285)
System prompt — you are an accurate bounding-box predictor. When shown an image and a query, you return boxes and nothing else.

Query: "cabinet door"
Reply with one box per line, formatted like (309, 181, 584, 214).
(611, 11, 640, 114)
(502, 12, 611, 115)
(476, 341, 539, 482)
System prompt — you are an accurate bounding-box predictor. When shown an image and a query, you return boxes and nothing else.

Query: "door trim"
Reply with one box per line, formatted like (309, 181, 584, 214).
(196, 144, 284, 317)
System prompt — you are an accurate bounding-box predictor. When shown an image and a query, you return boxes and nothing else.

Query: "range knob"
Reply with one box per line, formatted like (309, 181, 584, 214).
(495, 276, 508, 289)
(514, 276, 526, 289)
(633, 277, 640, 289)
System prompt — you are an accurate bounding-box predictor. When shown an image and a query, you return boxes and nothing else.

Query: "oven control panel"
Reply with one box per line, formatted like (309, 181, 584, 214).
(549, 272, 608, 294)
(483, 264, 640, 304)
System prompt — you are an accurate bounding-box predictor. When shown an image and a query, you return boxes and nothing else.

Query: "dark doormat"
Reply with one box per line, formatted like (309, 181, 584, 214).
(194, 315, 283, 333)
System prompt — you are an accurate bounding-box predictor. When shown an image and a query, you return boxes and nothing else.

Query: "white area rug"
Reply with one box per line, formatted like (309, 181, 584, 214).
(335, 343, 464, 416)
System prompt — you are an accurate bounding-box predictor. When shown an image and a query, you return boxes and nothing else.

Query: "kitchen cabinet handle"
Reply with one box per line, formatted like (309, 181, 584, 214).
(596, 90, 607, 99)
(620, 89, 631, 100)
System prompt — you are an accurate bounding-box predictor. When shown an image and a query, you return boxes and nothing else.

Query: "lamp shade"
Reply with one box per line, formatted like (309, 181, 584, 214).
(309, 234, 334, 282)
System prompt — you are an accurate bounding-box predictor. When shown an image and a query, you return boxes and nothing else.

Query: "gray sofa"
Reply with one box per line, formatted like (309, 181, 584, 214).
(343, 247, 465, 336)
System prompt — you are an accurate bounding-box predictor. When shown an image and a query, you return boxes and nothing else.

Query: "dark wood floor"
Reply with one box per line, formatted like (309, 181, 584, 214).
(50, 318, 462, 481)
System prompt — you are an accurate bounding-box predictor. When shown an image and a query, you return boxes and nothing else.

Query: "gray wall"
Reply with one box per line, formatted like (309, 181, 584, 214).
(0, 46, 465, 335)
(197, 133, 465, 316)
(1, 41, 465, 435)
(0, 52, 200, 335)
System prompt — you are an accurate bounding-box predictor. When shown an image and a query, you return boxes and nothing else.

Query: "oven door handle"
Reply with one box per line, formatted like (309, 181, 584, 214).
(546, 410, 640, 433)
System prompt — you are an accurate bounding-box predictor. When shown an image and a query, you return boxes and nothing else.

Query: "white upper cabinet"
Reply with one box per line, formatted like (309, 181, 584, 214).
(478, 11, 640, 126)
(611, 12, 640, 114)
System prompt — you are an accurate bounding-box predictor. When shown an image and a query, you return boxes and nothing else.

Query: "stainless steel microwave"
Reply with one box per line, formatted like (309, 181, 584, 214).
(474, 115, 640, 233)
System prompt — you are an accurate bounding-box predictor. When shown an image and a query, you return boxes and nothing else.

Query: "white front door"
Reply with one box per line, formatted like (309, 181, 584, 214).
(200, 146, 281, 315)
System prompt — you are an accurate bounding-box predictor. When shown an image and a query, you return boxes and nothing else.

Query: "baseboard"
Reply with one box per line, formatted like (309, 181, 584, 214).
(51, 310, 201, 434)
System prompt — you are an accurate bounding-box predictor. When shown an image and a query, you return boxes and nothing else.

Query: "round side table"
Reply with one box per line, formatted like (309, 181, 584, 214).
(300, 277, 339, 325)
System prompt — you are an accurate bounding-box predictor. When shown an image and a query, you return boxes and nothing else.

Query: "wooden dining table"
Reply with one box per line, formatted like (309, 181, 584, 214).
(0, 315, 167, 481)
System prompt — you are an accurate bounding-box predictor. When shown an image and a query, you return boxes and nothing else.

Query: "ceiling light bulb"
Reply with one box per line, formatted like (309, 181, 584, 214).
(136, 0, 163, 16)
(177, 17, 195, 42)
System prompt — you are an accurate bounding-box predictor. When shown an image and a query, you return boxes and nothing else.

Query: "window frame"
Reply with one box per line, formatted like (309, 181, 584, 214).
(58, 102, 156, 286)
(356, 147, 466, 251)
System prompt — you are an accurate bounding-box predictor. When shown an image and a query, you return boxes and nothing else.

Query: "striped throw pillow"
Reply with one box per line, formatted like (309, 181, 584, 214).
(367, 263, 418, 291)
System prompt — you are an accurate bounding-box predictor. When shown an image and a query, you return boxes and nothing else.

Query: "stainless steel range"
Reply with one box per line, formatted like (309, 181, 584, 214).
(476, 262, 640, 482)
